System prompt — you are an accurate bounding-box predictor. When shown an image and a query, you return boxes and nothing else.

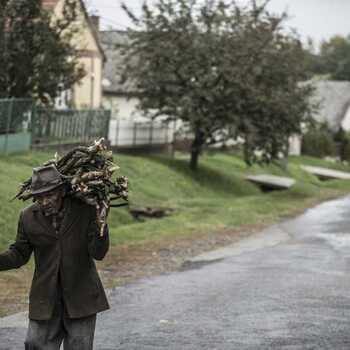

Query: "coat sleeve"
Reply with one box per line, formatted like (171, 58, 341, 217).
(0, 211, 33, 271)
(87, 207, 110, 261)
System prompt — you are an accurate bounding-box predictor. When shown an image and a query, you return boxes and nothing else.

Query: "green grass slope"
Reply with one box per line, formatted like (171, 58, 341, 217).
(0, 151, 349, 250)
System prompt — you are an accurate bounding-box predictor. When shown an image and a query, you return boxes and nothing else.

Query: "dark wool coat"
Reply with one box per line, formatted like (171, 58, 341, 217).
(0, 197, 110, 320)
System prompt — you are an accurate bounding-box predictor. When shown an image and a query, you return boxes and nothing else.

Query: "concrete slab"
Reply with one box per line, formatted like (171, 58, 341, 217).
(246, 174, 296, 190)
(301, 165, 350, 180)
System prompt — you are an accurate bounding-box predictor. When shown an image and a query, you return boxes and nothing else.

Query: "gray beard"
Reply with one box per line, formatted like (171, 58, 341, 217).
(42, 207, 59, 216)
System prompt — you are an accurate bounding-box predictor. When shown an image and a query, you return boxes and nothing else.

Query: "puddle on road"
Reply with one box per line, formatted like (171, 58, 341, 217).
(302, 197, 350, 227)
(315, 232, 350, 250)
(284, 196, 350, 247)
(302, 197, 350, 251)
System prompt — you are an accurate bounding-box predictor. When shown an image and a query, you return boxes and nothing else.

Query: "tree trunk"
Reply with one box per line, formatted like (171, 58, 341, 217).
(243, 133, 253, 166)
(190, 147, 200, 171)
(190, 131, 204, 171)
(282, 138, 290, 169)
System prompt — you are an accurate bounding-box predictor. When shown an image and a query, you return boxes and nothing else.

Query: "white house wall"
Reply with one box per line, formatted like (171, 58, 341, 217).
(102, 95, 142, 120)
(289, 135, 302, 156)
(341, 105, 350, 131)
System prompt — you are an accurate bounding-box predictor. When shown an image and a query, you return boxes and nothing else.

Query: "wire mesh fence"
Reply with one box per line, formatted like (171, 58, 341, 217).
(0, 98, 33, 153)
(0, 99, 177, 153)
(0, 98, 111, 153)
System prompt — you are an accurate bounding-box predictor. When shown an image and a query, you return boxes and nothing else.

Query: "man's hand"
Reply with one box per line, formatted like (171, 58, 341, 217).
(96, 200, 110, 237)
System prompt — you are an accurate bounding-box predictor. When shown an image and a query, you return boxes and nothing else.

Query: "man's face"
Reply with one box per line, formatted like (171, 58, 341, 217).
(35, 187, 65, 216)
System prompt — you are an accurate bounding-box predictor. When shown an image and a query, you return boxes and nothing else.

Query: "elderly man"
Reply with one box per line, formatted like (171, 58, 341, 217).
(0, 165, 110, 349)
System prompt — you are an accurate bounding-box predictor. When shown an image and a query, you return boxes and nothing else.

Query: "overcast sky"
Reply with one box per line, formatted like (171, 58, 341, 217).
(86, 0, 350, 47)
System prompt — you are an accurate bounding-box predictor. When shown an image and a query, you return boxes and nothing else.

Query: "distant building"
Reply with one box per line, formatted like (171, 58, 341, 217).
(42, 0, 105, 109)
(289, 80, 350, 156)
(309, 80, 350, 132)
(99, 30, 141, 121)
(100, 30, 176, 148)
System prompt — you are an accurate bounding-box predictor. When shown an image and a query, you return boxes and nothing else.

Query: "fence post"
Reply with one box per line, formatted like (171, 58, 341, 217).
(133, 121, 137, 146)
(165, 121, 169, 144)
(116, 118, 120, 147)
(58, 112, 62, 150)
(149, 120, 153, 145)
(4, 98, 14, 154)
(86, 111, 92, 143)
(45, 110, 51, 142)
(29, 101, 35, 148)
(105, 111, 111, 141)
(171, 118, 177, 158)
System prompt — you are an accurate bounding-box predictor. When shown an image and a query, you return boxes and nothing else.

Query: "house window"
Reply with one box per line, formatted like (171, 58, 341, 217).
(55, 85, 72, 109)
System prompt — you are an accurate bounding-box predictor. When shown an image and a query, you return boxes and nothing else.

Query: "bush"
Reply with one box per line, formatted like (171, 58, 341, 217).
(302, 126, 337, 158)
(340, 140, 350, 161)
(335, 129, 350, 162)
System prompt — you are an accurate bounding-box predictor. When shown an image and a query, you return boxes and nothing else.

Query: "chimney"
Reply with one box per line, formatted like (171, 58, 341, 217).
(90, 15, 100, 33)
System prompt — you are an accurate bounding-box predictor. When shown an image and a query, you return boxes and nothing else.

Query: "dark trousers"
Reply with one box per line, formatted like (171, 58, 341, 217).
(24, 292, 96, 350)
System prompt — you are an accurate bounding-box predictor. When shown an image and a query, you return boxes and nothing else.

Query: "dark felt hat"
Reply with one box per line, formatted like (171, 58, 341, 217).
(31, 165, 65, 195)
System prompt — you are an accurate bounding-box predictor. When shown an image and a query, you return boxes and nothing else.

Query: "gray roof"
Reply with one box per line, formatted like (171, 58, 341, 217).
(310, 80, 350, 131)
(100, 30, 136, 95)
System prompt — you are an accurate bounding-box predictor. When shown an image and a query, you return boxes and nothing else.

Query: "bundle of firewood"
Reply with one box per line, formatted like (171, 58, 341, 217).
(13, 139, 129, 211)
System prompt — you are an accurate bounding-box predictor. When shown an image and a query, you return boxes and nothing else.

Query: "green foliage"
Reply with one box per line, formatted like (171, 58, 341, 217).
(120, 0, 313, 170)
(302, 124, 337, 158)
(334, 129, 350, 162)
(303, 35, 350, 81)
(301, 39, 326, 79)
(320, 35, 350, 81)
(0, 0, 84, 105)
(237, 30, 315, 166)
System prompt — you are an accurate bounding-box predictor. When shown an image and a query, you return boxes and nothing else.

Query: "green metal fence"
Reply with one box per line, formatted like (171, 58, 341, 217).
(0, 98, 111, 153)
(32, 108, 111, 149)
(0, 98, 33, 154)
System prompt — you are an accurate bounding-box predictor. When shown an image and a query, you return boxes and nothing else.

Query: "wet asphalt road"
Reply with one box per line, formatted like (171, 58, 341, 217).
(2, 196, 350, 349)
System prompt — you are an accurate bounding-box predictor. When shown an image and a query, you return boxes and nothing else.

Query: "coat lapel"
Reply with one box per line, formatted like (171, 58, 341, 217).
(59, 197, 82, 236)
(33, 203, 57, 237)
